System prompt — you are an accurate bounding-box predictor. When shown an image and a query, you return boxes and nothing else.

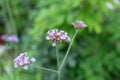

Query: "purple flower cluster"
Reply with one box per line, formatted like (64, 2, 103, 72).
(6, 35, 19, 43)
(1, 35, 19, 43)
(14, 52, 36, 70)
(46, 29, 71, 46)
(13, 20, 87, 71)
(72, 21, 87, 29)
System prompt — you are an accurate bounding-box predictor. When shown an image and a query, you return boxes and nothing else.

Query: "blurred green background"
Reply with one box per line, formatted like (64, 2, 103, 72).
(0, 0, 120, 80)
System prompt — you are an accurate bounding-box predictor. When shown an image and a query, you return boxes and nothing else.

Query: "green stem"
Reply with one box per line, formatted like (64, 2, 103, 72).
(58, 71, 60, 80)
(1, 0, 11, 34)
(31, 64, 58, 73)
(5, 0, 19, 53)
(59, 30, 78, 71)
(56, 46, 59, 69)
(6, 0, 17, 35)
(56, 46, 60, 80)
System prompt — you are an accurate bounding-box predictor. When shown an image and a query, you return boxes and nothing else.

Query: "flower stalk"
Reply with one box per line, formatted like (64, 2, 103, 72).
(14, 20, 87, 80)
(59, 30, 79, 72)
(56, 46, 60, 80)
(31, 64, 58, 73)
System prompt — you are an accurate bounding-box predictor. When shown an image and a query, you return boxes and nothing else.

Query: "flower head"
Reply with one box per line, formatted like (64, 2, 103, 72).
(6, 35, 19, 43)
(14, 52, 36, 70)
(72, 20, 87, 29)
(46, 29, 71, 46)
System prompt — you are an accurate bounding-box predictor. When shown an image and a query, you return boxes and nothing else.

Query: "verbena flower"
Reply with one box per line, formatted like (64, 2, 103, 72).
(14, 52, 36, 70)
(72, 20, 87, 29)
(6, 35, 19, 43)
(46, 29, 71, 46)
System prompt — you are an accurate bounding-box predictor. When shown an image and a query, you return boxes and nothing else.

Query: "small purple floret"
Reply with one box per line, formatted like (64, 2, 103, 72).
(6, 35, 19, 43)
(14, 52, 36, 70)
(72, 20, 87, 29)
(46, 29, 71, 46)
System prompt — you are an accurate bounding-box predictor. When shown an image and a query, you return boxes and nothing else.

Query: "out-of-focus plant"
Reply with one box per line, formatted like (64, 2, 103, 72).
(30, 0, 116, 38)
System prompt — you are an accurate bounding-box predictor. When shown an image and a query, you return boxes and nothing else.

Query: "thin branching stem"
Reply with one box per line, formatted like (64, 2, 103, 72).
(56, 46, 60, 80)
(1, 0, 11, 34)
(6, 0, 17, 35)
(59, 30, 78, 72)
(31, 64, 58, 73)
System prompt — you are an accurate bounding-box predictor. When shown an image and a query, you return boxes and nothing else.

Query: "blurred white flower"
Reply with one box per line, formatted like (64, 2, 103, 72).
(106, 2, 115, 10)
(0, 46, 6, 56)
(113, 0, 120, 5)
